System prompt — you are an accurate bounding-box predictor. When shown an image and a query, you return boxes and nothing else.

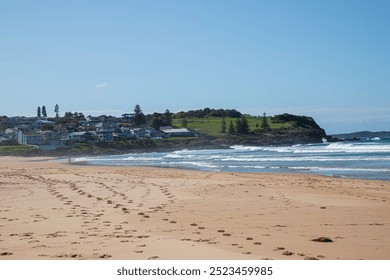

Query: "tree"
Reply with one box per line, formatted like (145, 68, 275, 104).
(261, 112, 269, 130)
(163, 109, 172, 126)
(42, 106, 47, 118)
(150, 116, 163, 130)
(235, 117, 249, 134)
(133, 104, 146, 126)
(54, 104, 59, 118)
(228, 120, 235, 134)
(37, 106, 41, 117)
(64, 112, 73, 119)
(181, 118, 188, 128)
(220, 118, 226, 133)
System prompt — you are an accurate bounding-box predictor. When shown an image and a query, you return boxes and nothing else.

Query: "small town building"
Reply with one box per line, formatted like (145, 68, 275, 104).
(17, 131, 44, 145)
(68, 131, 95, 142)
(161, 128, 194, 137)
(32, 120, 55, 130)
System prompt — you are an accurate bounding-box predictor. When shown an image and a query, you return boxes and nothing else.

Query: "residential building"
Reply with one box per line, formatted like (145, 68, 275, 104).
(161, 128, 194, 137)
(32, 120, 55, 130)
(17, 131, 44, 145)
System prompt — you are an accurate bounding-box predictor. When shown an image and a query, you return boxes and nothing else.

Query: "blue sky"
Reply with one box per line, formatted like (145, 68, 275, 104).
(1, 0, 389, 133)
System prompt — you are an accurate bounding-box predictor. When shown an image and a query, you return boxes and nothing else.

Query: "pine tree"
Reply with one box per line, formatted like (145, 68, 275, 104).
(37, 106, 41, 117)
(235, 117, 249, 134)
(220, 118, 226, 133)
(54, 104, 59, 118)
(42, 106, 47, 118)
(228, 120, 235, 134)
(133, 104, 146, 126)
(164, 109, 172, 126)
(261, 112, 269, 130)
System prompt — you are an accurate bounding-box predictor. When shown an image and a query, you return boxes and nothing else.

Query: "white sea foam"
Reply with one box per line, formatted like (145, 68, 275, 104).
(230, 145, 265, 151)
(228, 165, 267, 169)
(72, 157, 88, 162)
(288, 166, 390, 173)
(164, 153, 184, 159)
(124, 156, 163, 161)
(74, 139, 390, 180)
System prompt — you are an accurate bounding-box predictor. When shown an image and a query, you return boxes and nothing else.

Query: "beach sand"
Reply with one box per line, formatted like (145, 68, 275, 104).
(0, 156, 389, 260)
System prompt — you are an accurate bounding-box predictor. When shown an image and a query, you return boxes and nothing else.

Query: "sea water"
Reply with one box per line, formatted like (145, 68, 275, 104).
(73, 138, 390, 180)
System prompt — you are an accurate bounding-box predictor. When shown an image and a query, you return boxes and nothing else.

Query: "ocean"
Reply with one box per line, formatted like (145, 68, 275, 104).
(73, 138, 390, 180)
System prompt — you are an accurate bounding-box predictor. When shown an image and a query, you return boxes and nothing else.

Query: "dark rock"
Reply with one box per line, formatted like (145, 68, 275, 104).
(304, 257, 319, 260)
(312, 237, 333, 243)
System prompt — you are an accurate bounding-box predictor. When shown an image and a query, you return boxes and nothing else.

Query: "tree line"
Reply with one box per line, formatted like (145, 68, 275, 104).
(36, 104, 60, 118)
(221, 113, 270, 135)
(175, 108, 242, 119)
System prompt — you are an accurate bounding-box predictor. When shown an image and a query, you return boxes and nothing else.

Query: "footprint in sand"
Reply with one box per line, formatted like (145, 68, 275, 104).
(274, 247, 285, 251)
(136, 235, 150, 239)
(148, 256, 159, 260)
(305, 256, 319, 260)
(0, 252, 13, 256)
(46, 231, 66, 238)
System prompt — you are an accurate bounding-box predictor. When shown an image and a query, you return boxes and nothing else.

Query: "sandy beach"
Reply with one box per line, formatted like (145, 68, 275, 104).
(0, 156, 389, 260)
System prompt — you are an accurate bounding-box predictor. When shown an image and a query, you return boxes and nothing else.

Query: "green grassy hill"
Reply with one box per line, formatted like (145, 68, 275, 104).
(171, 113, 327, 145)
(172, 115, 305, 136)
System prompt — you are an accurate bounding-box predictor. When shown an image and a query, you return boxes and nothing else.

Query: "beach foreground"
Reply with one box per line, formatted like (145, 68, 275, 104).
(0, 157, 389, 260)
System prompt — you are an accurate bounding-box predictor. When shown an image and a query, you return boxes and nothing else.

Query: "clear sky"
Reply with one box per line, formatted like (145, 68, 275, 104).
(1, 0, 389, 133)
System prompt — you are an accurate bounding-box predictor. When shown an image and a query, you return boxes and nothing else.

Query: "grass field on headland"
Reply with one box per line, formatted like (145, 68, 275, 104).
(172, 116, 295, 137)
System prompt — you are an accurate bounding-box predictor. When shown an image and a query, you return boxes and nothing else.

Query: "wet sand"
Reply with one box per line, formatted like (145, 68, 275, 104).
(0, 156, 389, 260)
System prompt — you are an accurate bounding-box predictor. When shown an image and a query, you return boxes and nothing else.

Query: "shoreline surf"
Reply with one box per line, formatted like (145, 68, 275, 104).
(69, 140, 390, 181)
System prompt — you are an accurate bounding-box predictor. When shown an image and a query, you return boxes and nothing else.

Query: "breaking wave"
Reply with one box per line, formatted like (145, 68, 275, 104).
(73, 139, 390, 180)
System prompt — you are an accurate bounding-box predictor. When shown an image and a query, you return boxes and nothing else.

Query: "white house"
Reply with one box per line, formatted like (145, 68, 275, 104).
(161, 128, 194, 137)
(17, 131, 44, 145)
(96, 130, 114, 142)
(68, 132, 94, 142)
(131, 128, 145, 139)
(120, 127, 135, 139)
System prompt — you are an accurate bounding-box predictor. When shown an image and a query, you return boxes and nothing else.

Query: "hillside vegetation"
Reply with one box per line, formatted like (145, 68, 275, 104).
(171, 112, 327, 145)
(0, 107, 329, 156)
